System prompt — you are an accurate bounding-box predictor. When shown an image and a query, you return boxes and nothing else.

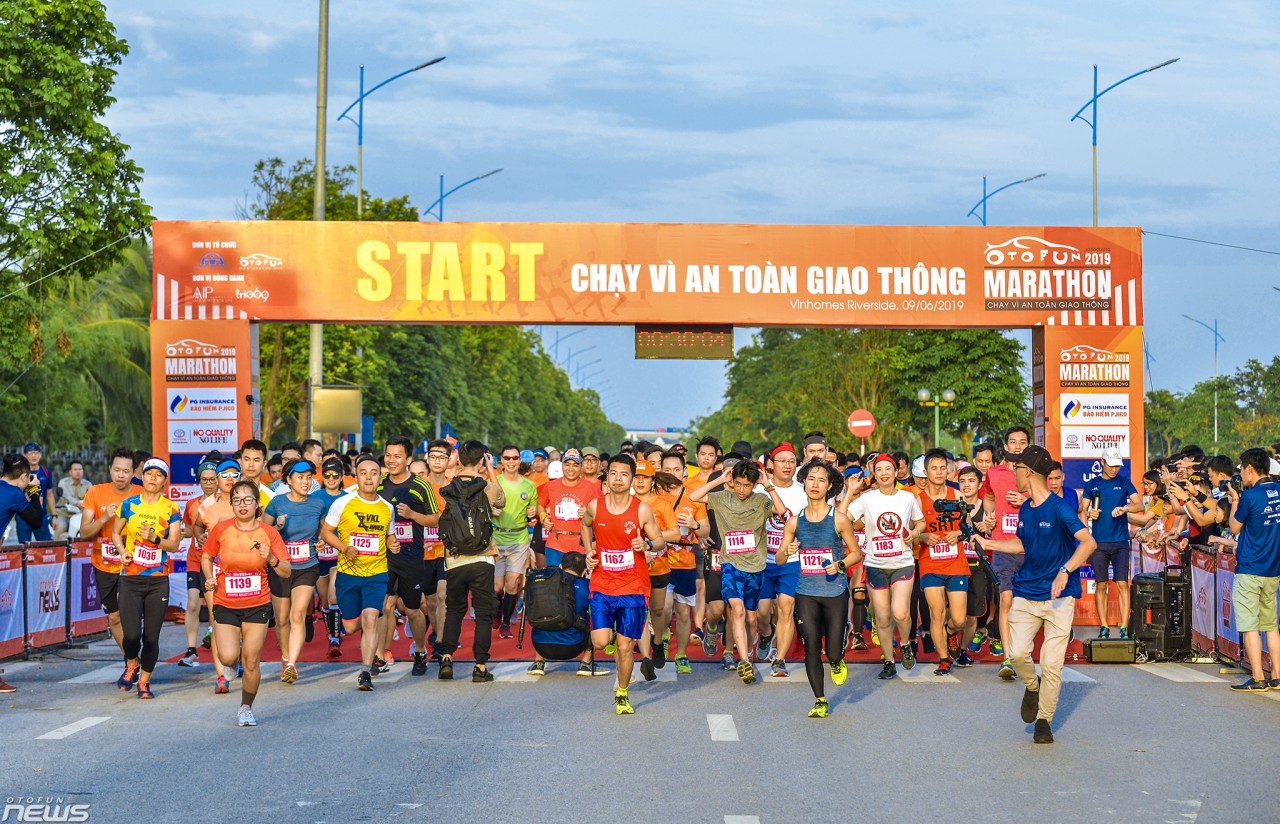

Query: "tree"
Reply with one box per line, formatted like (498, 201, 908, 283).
(0, 0, 151, 392)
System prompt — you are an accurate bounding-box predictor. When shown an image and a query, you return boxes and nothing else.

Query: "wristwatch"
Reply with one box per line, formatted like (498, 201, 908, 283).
(1058, 565, 1070, 575)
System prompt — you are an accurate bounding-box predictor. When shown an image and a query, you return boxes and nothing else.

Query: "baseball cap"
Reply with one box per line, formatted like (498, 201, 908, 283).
(770, 442, 797, 459)
(321, 457, 344, 475)
(547, 460, 564, 480)
(520, 449, 535, 463)
(1270, 457, 1280, 476)
(22, 442, 41, 454)
(730, 440, 753, 457)
(911, 456, 926, 478)
(581, 446, 600, 458)
(1101, 447, 1124, 468)
(543, 446, 557, 455)
(141, 457, 169, 477)
(562, 448, 583, 464)
(284, 459, 314, 477)
(532, 449, 549, 460)
(635, 459, 655, 477)
(1007, 444, 1057, 476)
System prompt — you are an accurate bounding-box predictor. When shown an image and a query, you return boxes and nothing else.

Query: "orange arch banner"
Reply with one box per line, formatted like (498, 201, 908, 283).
(151, 222, 1141, 328)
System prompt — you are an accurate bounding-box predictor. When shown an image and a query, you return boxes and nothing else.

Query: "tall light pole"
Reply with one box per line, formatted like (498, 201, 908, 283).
(422, 169, 504, 222)
(917, 388, 957, 450)
(1070, 58, 1179, 226)
(336, 56, 445, 219)
(309, 0, 329, 439)
(1182, 314, 1226, 447)
(967, 174, 1046, 226)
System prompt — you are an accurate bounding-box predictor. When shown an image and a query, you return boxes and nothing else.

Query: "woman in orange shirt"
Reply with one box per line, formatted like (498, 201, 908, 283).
(202, 480, 291, 727)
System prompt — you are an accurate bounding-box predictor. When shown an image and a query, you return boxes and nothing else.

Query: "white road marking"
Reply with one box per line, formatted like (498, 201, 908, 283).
(629, 663, 678, 684)
(1036, 664, 1096, 683)
(486, 662, 544, 682)
(897, 664, 959, 683)
(707, 714, 739, 742)
(61, 664, 138, 684)
(0, 662, 39, 676)
(1132, 663, 1226, 683)
(724, 817, 761, 824)
(36, 716, 110, 740)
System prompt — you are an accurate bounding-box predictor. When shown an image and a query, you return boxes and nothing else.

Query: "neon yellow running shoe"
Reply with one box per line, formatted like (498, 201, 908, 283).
(614, 689, 634, 715)
(807, 699, 829, 718)
(830, 660, 847, 686)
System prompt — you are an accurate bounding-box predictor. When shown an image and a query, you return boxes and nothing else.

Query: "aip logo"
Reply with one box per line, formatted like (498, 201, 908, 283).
(169, 394, 188, 414)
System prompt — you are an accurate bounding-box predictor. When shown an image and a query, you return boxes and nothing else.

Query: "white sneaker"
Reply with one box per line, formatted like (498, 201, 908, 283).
(237, 705, 257, 727)
(178, 651, 200, 668)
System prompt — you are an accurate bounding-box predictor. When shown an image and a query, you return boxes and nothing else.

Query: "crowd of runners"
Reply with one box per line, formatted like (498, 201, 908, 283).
(2, 427, 1278, 746)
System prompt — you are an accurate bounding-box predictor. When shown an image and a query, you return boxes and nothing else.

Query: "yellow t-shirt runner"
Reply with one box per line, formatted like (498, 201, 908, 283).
(324, 491, 395, 577)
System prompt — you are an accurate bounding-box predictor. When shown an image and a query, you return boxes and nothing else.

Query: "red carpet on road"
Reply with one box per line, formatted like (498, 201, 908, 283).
(167, 613, 1076, 665)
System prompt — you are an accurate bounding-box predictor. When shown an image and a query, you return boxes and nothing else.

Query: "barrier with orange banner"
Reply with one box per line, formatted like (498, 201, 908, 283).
(69, 542, 109, 638)
(0, 549, 23, 658)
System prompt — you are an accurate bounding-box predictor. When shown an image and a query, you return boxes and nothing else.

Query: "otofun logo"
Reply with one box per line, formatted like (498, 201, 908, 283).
(985, 237, 1082, 266)
(165, 338, 223, 358)
(1060, 345, 1124, 363)
(240, 253, 284, 269)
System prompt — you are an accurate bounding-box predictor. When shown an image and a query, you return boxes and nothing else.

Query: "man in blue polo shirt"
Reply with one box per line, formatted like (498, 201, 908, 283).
(1224, 447, 1280, 692)
(526, 552, 609, 678)
(1080, 447, 1142, 640)
(975, 445, 1096, 744)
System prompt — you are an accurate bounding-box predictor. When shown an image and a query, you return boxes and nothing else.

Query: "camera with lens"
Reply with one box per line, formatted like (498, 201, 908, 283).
(1219, 474, 1243, 493)
(933, 498, 973, 526)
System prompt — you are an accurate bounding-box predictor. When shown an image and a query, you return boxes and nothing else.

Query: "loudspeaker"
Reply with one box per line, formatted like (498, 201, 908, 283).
(1128, 568, 1191, 659)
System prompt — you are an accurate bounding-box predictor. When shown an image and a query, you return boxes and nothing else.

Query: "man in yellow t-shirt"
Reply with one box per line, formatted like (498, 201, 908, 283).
(320, 454, 399, 691)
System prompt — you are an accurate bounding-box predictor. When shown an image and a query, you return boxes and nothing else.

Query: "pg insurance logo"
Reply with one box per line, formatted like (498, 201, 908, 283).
(166, 389, 238, 420)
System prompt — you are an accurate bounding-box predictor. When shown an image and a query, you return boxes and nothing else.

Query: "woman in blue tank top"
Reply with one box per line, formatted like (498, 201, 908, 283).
(776, 459, 865, 717)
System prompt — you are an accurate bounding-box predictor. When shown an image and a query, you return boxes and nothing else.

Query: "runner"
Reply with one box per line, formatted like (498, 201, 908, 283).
(775, 459, 864, 717)
(203, 480, 292, 725)
(79, 448, 137, 669)
(377, 436, 441, 676)
(757, 442, 807, 677)
(581, 447, 601, 483)
(315, 457, 347, 657)
(914, 448, 971, 676)
(801, 432, 827, 464)
(691, 460, 787, 684)
(843, 453, 924, 680)
(238, 439, 276, 507)
(656, 458, 708, 674)
(632, 459, 680, 679)
(263, 459, 327, 684)
(537, 449, 600, 568)
(1080, 447, 1141, 640)
(580, 454, 668, 714)
(982, 429, 1029, 679)
(110, 458, 182, 699)
(956, 464, 996, 668)
(319, 454, 401, 691)
(495, 445, 539, 641)
(421, 441, 453, 660)
(437, 441, 505, 683)
(179, 458, 219, 667)
(193, 458, 240, 692)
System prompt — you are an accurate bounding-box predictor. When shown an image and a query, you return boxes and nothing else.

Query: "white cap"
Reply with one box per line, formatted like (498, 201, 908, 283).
(1102, 448, 1123, 467)
(1270, 457, 1280, 476)
(140, 457, 170, 477)
(911, 456, 926, 477)
(547, 459, 564, 480)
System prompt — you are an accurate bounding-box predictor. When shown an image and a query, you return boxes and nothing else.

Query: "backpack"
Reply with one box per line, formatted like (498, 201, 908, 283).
(439, 476, 493, 555)
(524, 567, 585, 632)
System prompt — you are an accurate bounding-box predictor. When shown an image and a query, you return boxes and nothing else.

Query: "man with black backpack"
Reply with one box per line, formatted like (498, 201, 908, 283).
(523, 552, 608, 676)
(437, 440, 506, 683)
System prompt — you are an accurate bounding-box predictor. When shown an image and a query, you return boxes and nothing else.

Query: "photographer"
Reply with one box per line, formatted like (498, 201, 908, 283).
(1080, 448, 1142, 640)
(915, 448, 970, 675)
(1223, 447, 1280, 692)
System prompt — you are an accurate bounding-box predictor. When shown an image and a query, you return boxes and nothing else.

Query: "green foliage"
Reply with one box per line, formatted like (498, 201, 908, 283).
(693, 328, 1029, 456)
(248, 157, 623, 451)
(1146, 357, 1280, 459)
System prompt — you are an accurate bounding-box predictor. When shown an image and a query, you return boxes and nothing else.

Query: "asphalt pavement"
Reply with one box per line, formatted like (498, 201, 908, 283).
(0, 625, 1274, 824)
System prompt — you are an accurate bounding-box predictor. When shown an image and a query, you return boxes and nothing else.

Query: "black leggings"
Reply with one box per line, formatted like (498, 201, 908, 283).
(119, 575, 169, 672)
(795, 591, 849, 699)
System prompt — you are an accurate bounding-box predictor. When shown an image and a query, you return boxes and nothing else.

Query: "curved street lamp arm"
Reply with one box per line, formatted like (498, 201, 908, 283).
(1070, 58, 1179, 124)
(966, 174, 1046, 221)
(336, 56, 446, 125)
(422, 168, 503, 221)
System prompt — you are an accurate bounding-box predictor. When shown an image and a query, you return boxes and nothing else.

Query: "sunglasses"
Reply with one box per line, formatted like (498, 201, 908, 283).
(218, 471, 241, 479)
(501, 455, 521, 461)
(322, 471, 341, 478)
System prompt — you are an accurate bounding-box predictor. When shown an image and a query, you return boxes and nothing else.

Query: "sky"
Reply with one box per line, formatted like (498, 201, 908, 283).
(102, 1, 1280, 431)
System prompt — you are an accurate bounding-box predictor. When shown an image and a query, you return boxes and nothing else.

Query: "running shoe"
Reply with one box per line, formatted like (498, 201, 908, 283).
(934, 658, 954, 677)
(214, 676, 230, 695)
(117, 665, 138, 692)
(280, 663, 298, 684)
(692, 627, 705, 646)
(1270, 678, 1280, 691)
(842, 621, 852, 652)
(807, 699, 829, 719)
(947, 631, 962, 659)
(954, 651, 975, 668)
(758, 633, 777, 663)
(721, 652, 735, 671)
(373, 656, 390, 674)
(990, 638, 1004, 656)
(237, 705, 257, 726)
(0, 677, 16, 694)
(967, 629, 989, 653)
(998, 658, 1015, 681)
(640, 657, 657, 682)
(1118, 627, 1130, 640)
(577, 661, 611, 677)
(527, 660, 546, 676)
(178, 648, 200, 668)
(304, 613, 315, 644)
(701, 624, 719, 657)
(1230, 678, 1271, 692)
(736, 659, 757, 685)
(236, 663, 244, 678)
(604, 637, 617, 656)
(676, 656, 692, 674)
(201, 630, 212, 650)
(136, 683, 154, 699)
(615, 689, 634, 715)
(498, 623, 512, 640)
(328, 639, 342, 658)
(901, 640, 916, 670)
(472, 665, 494, 683)
(654, 635, 668, 669)
(1021, 678, 1041, 722)
(1097, 626, 1111, 639)
(771, 658, 789, 678)
(870, 630, 880, 648)
(411, 652, 428, 677)
(830, 660, 847, 686)
(878, 661, 897, 680)
(438, 656, 454, 680)
(381, 652, 395, 669)
(1033, 719, 1053, 744)
(357, 671, 374, 691)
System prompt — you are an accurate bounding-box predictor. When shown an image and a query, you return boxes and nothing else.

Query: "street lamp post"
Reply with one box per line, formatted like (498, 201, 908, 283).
(967, 174, 1046, 226)
(917, 389, 957, 450)
(421, 169, 504, 222)
(336, 56, 445, 219)
(1070, 58, 1179, 227)
(309, 0, 329, 439)
(1182, 314, 1226, 447)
